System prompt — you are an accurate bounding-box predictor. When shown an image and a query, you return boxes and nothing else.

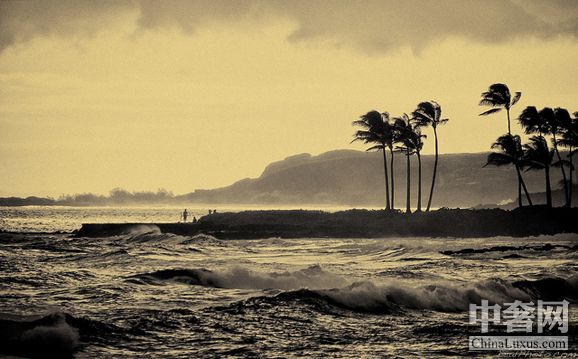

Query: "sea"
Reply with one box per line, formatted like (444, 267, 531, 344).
(0, 206, 577, 358)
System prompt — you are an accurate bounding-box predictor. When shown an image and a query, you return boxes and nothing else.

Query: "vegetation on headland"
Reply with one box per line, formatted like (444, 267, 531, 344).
(354, 83, 576, 212)
(75, 207, 578, 239)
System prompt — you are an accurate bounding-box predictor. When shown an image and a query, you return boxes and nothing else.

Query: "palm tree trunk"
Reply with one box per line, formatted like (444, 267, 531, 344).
(389, 147, 395, 210)
(416, 152, 422, 212)
(406, 152, 411, 214)
(545, 165, 552, 208)
(506, 108, 512, 135)
(569, 150, 574, 207)
(517, 175, 522, 207)
(382, 148, 390, 210)
(426, 127, 438, 212)
(552, 133, 569, 207)
(515, 164, 533, 206)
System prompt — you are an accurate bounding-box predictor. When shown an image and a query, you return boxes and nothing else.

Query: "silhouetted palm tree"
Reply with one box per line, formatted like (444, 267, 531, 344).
(352, 111, 394, 210)
(479, 83, 522, 135)
(479, 84, 523, 206)
(394, 114, 422, 213)
(408, 124, 426, 212)
(523, 136, 555, 208)
(484, 134, 533, 207)
(384, 115, 399, 210)
(553, 108, 573, 206)
(557, 111, 578, 206)
(412, 100, 448, 212)
(520, 107, 571, 206)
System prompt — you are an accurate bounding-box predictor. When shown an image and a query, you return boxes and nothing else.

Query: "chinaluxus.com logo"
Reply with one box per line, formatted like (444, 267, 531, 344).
(468, 300, 569, 352)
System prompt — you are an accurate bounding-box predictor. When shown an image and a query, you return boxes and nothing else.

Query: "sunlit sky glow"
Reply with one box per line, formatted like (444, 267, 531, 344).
(1, 0, 577, 197)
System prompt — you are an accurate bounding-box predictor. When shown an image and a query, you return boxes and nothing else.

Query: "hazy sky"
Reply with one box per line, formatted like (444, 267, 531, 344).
(1, 0, 577, 197)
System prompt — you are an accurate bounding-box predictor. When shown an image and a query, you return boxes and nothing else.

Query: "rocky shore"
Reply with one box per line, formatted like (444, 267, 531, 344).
(74, 207, 578, 239)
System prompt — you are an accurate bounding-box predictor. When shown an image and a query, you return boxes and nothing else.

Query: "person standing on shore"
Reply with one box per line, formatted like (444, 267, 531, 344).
(182, 209, 188, 223)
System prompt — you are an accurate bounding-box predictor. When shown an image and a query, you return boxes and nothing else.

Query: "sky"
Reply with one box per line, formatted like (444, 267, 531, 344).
(1, 0, 577, 197)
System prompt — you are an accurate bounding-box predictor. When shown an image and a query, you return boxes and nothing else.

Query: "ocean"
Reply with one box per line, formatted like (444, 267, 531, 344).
(0, 206, 577, 357)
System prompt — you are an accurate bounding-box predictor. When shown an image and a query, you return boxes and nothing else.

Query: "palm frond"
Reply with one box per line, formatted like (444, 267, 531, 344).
(365, 145, 384, 152)
(351, 120, 370, 129)
(480, 83, 513, 109)
(479, 98, 501, 107)
(484, 152, 513, 167)
(523, 135, 553, 170)
(479, 108, 502, 116)
(510, 92, 521, 107)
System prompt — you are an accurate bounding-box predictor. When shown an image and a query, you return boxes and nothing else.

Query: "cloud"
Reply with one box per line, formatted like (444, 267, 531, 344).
(1, 0, 577, 54)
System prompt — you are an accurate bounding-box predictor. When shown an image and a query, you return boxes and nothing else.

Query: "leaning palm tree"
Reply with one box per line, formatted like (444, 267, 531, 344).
(352, 110, 393, 210)
(523, 136, 555, 208)
(557, 111, 578, 207)
(479, 83, 522, 135)
(412, 100, 448, 211)
(484, 134, 533, 207)
(553, 108, 573, 206)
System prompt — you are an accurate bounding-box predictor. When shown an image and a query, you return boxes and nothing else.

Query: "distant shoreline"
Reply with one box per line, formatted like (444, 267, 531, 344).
(73, 207, 578, 239)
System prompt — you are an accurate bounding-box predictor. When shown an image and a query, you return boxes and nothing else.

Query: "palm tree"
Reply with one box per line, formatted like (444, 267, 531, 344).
(557, 111, 578, 207)
(412, 100, 448, 212)
(479, 83, 522, 135)
(394, 114, 420, 214)
(484, 134, 533, 207)
(523, 136, 555, 208)
(352, 111, 393, 210)
(479, 84, 523, 206)
(553, 108, 572, 206)
(520, 107, 571, 207)
(384, 115, 399, 210)
(408, 123, 426, 212)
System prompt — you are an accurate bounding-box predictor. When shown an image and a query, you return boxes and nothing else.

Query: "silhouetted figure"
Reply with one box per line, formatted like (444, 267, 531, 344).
(213, 209, 217, 214)
(192, 216, 197, 223)
(208, 209, 212, 215)
(182, 209, 188, 223)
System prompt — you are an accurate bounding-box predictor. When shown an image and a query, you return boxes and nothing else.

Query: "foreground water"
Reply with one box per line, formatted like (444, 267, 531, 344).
(0, 208, 577, 357)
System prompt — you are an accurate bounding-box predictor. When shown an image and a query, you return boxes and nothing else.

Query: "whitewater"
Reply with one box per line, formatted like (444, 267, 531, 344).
(0, 207, 577, 357)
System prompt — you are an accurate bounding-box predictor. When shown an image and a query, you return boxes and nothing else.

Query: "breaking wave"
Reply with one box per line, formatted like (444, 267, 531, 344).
(0, 310, 125, 358)
(128, 263, 578, 314)
(127, 264, 348, 290)
(120, 224, 162, 236)
(217, 275, 578, 315)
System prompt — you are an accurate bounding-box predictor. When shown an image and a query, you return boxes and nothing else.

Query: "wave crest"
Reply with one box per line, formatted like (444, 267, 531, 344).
(0, 311, 79, 358)
(128, 264, 348, 290)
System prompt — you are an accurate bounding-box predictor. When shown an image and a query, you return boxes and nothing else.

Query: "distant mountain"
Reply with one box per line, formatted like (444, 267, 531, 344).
(179, 149, 571, 208)
(2, 150, 572, 208)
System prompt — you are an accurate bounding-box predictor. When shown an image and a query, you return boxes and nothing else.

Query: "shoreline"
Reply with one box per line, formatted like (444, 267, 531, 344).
(73, 207, 578, 239)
